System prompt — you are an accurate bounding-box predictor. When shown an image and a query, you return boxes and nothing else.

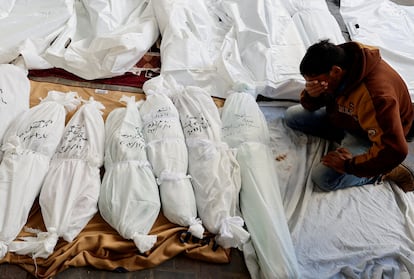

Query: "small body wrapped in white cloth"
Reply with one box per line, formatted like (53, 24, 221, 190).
(9, 97, 105, 259)
(220, 90, 300, 279)
(0, 64, 30, 162)
(99, 96, 161, 253)
(140, 92, 204, 239)
(171, 86, 249, 249)
(0, 91, 80, 259)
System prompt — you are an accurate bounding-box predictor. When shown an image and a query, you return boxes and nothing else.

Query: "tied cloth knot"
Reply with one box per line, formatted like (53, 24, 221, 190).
(217, 216, 250, 250)
(2, 136, 23, 154)
(131, 232, 157, 254)
(9, 227, 59, 259)
(87, 153, 103, 168)
(187, 217, 204, 239)
(219, 216, 245, 239)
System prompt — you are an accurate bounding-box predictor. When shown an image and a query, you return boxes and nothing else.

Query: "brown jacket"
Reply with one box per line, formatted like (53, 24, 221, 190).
(300, 42, 413, 177)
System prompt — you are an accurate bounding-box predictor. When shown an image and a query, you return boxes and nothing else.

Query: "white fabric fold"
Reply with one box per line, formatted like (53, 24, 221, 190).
(283, 0, 346, 48)
(148, 0, 306, 100)
(0, 64, 30, 161)
(340, 0, 414, 99)
(9, 229, 59, 259)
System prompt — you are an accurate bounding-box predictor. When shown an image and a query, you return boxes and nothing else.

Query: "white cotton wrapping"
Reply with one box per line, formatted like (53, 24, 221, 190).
(0, 0, 73, 67)
(340, 0, 414, 99)
(140, 93, 204, 238)
(0, 90, 79, 259)
(171, 86, 249, 249)
(0, 64, 30, 162)
(43, 0, 159, 80)
(99, 96, 160, 254)
(221, 91, 300, 279)
(283, 0, 345, 48)
(8, 98, 105, 259)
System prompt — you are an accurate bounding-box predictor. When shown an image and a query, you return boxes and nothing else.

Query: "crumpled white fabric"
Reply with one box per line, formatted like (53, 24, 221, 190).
(0, 0, 159, 80)
(340, 0, 414, 99)
(0, 0, 73, 67)
(0, 64, 30, 162)
(0, 0, 16, 19)
(260, 102, 414, 278)
(140, 90, 204, 239)
(8, 97, 105, 259)
(221, 89, 300, 279)
(43, 0, 159, 80)
(0, 90, 80, 260)
(98, 95, 160, 254)
(171, 85, 249, 249)
(149, 0, 306, 100)
(283, 0, 346, 48)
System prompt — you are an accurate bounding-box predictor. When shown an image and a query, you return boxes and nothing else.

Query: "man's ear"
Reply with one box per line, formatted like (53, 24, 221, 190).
(330, 65, 343, 77)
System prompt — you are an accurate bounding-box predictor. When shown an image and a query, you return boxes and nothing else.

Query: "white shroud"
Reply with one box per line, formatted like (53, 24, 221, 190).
(99, 96, 161, 253)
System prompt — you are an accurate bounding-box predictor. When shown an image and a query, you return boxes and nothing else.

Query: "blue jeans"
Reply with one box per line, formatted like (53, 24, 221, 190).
(284, 104, 379, 191)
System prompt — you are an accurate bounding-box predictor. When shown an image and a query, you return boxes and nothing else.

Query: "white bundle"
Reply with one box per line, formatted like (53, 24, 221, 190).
(0, 64, 30, 161)
(221, 90, 300, 279)
(9, 97, 105, 259)
(140, 92, 204, 239)
(171, 86, 249, 249)
(0, 90, 80, 259)
(99, 96, 161, 253)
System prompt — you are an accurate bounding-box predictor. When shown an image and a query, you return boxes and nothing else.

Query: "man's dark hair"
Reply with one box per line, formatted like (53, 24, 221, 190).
(300, 39, 346, 77)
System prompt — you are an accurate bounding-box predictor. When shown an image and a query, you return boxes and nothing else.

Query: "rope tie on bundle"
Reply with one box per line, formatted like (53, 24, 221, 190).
(156, 170, 191, 186)
(106, 160, 151, 171)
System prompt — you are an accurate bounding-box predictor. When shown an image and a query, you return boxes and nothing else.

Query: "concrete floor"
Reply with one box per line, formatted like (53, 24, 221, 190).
(0, 249, 250, 279)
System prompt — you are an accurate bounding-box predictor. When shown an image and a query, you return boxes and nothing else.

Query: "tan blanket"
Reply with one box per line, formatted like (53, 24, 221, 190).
(0, 80, 229, 278)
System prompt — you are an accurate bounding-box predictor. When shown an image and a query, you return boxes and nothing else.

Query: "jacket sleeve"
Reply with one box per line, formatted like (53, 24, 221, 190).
(344, 95, 408, 177)
(300, 90, 326, 111)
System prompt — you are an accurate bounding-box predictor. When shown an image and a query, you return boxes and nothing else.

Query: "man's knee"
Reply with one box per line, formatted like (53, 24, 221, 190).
(284, 104, 303, 129)
(311, 171, 338, 192)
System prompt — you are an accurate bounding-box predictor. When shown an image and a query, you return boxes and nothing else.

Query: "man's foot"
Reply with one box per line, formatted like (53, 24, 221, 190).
(383, 163, 414, 192)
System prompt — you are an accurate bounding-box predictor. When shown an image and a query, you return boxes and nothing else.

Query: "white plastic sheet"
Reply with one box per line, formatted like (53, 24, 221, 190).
(0, 0, 73, 67)
(0, 64, 30, 161)
(340, 0, 414, 99)
(0, 0, 16, 18)
(43, 0, 160, 80)
(171, 86, 249, 249)
(8, 98, 105, 259)
(0, 0, 159, 80)
(283, 0, 346, 48)
(99, 96, 160, 253)
(221, 90, 300, 279)
(149, 0, 306, 100)
(0, 91, 80, 259)
(260, 102, 414, 278)
(140, 91, 204, 238)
